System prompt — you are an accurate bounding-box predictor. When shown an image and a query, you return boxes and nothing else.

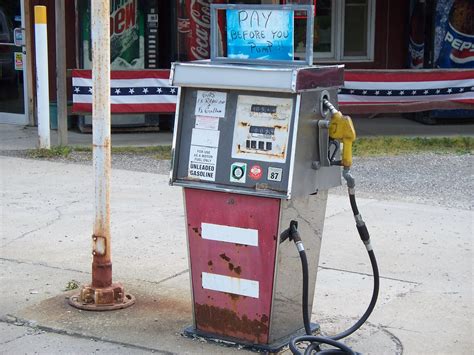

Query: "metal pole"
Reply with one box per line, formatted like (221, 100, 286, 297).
(92, 0, 112, 290)
(55, 0, 68, 145)
(34, 6, 50, 149)
(69, 0, 134, 311)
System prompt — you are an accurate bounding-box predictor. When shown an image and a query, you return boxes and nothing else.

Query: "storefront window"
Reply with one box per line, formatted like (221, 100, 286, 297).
(175, 0, 373, 63)
(343, 0, 369, 57)
(294, 0, 374, 62)
(314, 0, 332, 54)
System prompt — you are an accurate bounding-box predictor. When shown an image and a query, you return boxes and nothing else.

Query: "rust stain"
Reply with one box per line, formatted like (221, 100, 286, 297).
(229, 294, 240, 301)
(149, 294, 191, 316)
(237, 149, 286, 159)
(273, 124, 288, 131)
(239, 121, 251, 127)
(91, 261, 112, 288)
(208, 260, 213, 266)
(192, 227, 199, 233)
(219, 253, 231, 262)
(234, 243, 249, 248)
(227, 198, 235, 205)
(195, 303, 269, 343)
(226, 261, 242, 275)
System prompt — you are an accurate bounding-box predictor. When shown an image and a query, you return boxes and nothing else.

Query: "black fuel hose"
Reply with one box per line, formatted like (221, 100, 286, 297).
(300, 245, 312, 336)
(289, 174, 379, 355)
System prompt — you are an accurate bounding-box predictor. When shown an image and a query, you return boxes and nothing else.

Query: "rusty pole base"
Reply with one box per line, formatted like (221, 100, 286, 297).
(68, 282, 135, 311)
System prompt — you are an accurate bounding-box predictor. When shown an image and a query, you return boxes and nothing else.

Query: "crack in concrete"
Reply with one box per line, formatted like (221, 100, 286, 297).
(136, 269, 189, 285)
(0, 257, 188, 286)
(0, 316, 176, 354)
(1, 201, 80, 248)
(0, 257, 89, 275)
(382, 324, 423, 334)
(376, 323, 404, 355)
(0, 331, 31, 346)
(318, 265, 421, 285)
(324, 200, 376, 219)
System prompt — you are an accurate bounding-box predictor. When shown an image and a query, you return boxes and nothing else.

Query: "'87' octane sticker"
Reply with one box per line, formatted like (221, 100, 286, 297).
(267, 167, 282, 182)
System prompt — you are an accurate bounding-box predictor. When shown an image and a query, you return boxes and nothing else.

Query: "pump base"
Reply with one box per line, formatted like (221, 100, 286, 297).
(68, 283, 135, 311)
(183, 323, 320, 352)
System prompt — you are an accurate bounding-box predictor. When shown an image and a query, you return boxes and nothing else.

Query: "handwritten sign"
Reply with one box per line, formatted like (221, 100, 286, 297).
(195, 91, 227, 118)
(226, 9, 294, 61)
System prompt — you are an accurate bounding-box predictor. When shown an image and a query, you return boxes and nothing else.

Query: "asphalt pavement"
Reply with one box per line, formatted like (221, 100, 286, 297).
(0, 121, 473, 354)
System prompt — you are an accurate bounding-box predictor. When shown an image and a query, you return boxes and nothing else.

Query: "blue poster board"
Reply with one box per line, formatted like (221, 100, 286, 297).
(226, 9, 294, 61)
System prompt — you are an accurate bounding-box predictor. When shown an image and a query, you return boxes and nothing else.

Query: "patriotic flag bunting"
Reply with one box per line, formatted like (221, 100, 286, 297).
(72, 70, 177, 114)
(339, 70, 474, 114)
(72, 69, 474, 115)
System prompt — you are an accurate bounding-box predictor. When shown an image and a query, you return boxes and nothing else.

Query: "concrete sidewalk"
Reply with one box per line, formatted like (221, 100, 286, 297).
(1, 155, 472, 354)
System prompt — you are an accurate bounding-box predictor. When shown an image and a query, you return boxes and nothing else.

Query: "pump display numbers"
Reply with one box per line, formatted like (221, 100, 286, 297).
(249, 126, 275, 136)
(232, 95, 293, 164)
(251, 105, 277, 114)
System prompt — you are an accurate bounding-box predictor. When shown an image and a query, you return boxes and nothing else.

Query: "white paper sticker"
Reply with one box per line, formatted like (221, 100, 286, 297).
(202, 272, 259, 298)
(202, 223, 258, 246)
(189, 146, 218, 181)
(195, 115, 220, 130)
(195, 91, 227, 118)
(190, 128, 220, 148)
(189, 128, 220, 181)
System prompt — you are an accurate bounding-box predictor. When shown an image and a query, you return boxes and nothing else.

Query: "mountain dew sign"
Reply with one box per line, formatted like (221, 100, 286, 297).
(81, 0, 145, 69)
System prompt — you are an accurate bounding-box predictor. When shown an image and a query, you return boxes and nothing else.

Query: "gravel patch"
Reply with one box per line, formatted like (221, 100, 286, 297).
(1, 150, 472, 210)
(332, 153, 473, 210)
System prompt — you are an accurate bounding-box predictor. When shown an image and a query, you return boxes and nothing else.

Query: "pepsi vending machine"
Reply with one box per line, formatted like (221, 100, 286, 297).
(434, 0, 473, 69)
(409, 0, 474, 121)
(432, 0, 473, 120)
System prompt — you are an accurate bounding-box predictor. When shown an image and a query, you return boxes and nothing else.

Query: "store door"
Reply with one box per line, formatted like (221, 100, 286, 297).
(0, 0, 28, 125)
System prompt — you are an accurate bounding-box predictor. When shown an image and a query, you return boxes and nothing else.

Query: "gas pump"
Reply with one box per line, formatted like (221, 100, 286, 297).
(170, 4, 379, 353)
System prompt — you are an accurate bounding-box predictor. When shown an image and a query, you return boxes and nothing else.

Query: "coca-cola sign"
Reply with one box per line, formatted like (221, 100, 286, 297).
(190, 0, 212, 60)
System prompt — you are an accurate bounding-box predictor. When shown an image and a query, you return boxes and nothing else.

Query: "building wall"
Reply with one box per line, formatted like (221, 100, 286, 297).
(320, 0, 410, 69)
(32, 0, 410, 107)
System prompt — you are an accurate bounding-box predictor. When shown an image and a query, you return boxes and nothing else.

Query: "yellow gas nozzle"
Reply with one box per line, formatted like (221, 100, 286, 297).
(323, 99, 356, 168)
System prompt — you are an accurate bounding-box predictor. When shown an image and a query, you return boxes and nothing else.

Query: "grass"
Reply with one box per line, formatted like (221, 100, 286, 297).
(25, 137, 472, 160)
(27, 145, 172, 160)
(27, 146, 73, 158)
(353, 136, 473, 156)
(64, 280, 80, 291)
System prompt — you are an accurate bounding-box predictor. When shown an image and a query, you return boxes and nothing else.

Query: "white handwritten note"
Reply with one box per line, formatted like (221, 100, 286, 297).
(195, 91, 227, 118)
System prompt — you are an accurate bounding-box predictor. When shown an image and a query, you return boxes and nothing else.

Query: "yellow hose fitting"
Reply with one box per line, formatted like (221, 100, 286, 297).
(325, 101, 356, 168)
